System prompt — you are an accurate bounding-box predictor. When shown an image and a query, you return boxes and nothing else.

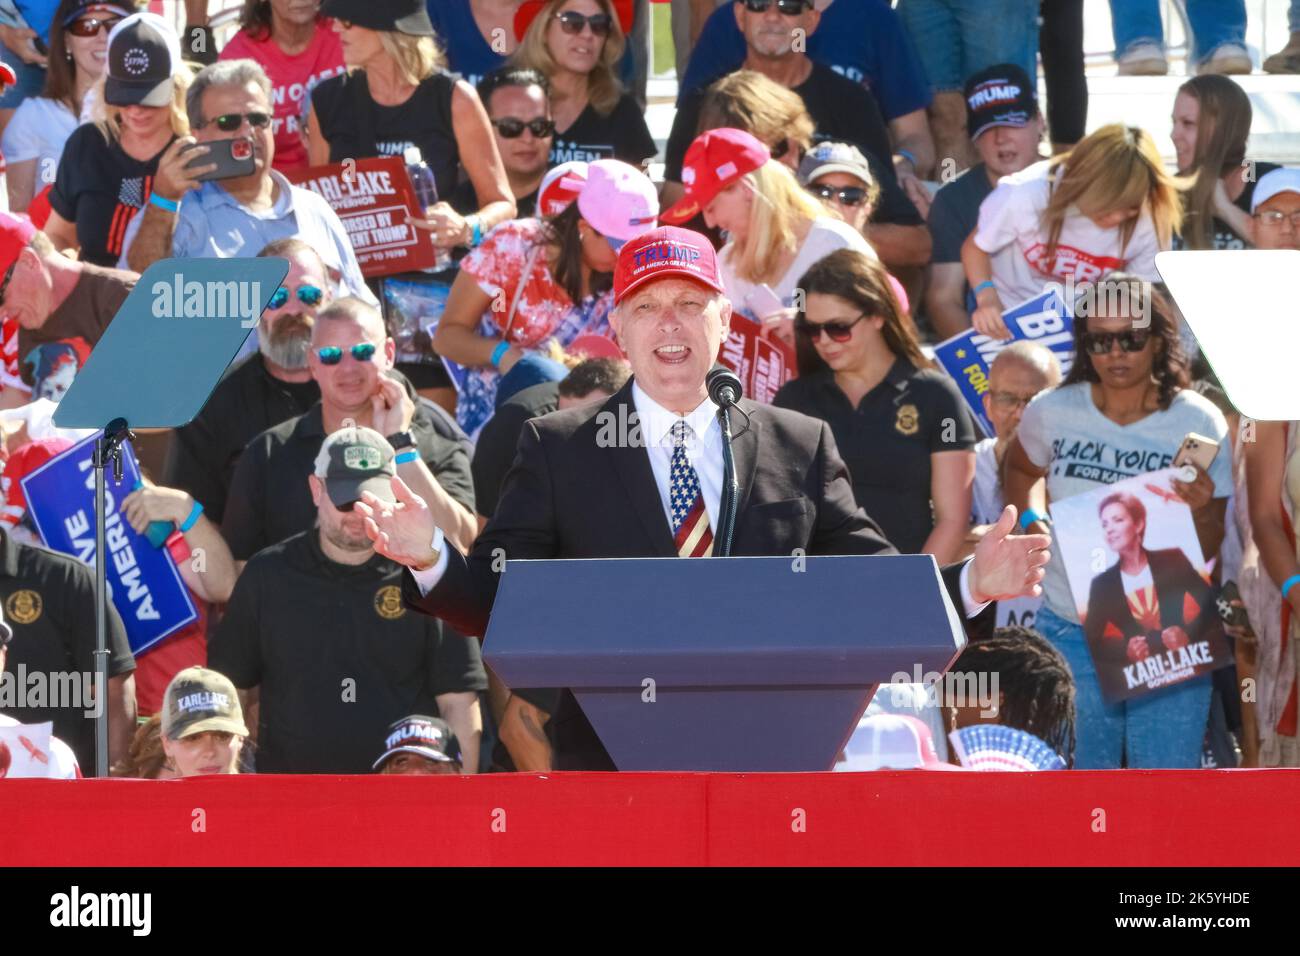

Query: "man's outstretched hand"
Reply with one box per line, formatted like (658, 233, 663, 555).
(356, 475, 442, 571)
(969, 505, 1052, 604)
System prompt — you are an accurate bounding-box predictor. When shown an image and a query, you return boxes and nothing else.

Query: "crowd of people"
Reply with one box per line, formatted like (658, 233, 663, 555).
(0, 0, 1295, 780)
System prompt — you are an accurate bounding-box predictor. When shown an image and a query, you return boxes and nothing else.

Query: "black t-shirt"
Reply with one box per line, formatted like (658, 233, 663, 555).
(1173, 160, 1281, 251)
(208, 529, 487, 773)
(549, 95, 657, 166)
(222, 382, 476, 561)
(928, 162, 995, 264)
(448, 179, 537, 220)
(471, 380, 559, 519)
(664, 63, 920, 226)
(0, 529, 134, 771)
(312, 70, 461, 202)
(49, 123, 172, 268)
(163, 352, 321, 525)
(772, 360, 977, 554)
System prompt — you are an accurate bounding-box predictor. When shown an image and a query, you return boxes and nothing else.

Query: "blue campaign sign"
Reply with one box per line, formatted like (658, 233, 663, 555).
(20, 435, 198, 656)
(932, 290, 1075, 438)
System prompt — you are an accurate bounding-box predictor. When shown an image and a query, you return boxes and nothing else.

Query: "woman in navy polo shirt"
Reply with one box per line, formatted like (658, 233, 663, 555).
(773, 248, 977, 561)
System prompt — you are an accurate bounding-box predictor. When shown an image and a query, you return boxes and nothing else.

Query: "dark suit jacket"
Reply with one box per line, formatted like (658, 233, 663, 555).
(1083, 547, 1215, 681)
(404, 380, 977, 768)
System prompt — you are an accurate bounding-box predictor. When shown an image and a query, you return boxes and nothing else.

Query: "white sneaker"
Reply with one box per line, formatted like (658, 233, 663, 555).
(1117, 42, 1168, 75)
(1197, 43, 1253, 75)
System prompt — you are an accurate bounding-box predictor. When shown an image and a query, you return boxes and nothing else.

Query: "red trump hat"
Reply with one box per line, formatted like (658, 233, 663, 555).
(613, 226, 725, 305)
(0, 212, 36, 274)
(660, 127, 770, 226)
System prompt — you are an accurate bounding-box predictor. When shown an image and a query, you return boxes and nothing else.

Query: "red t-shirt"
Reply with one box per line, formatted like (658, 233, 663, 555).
(219, 20, 346, 172)
(133, 534, 209, 716)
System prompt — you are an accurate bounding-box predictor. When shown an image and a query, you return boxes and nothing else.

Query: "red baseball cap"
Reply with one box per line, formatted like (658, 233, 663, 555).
(0, 212, 36, 273)
(0, 63, 15, 88)
(515, 0, 634, 39)
(661, 128, 770, 226)
(613, 226, 725, 305)
(537, 160, 587, 218)
(2, 437, 73, 524)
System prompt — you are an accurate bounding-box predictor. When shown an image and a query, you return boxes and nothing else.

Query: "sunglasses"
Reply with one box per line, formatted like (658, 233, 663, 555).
(1081, 329, 1152, 355)
(492, 117, 556, 139)
(200, 111, 271, 132)
(67, 15, 121, 37)
(268, 284, 324, 310)
(554, 11, 613, 35)
(794, 313, 865, 343)
(316, 342, 378, 365)
(739, 0, 812, 15)
(808, 184, 869, 207)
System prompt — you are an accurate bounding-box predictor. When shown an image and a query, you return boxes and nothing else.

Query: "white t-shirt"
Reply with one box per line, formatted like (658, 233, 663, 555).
(971, 436, 1043, 628)
(719, 216, 875, 319)
(0, 714, 80, 779)
(1015, 382, 1231, 622)
(974, 160, 1162, 307)
(0, 96, 78, 179)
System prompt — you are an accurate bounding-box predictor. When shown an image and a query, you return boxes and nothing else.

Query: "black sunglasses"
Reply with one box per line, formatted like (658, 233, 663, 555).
(554, 11, 613, 35)
(492, 117, 556, 139)
(67, 15, 121, 37)
(809, 184, 869, 207)
(316, 342, 378, 365)
(794, 313, 865, 343)
(1082, 329, 1152, 355)
(739, 0, 812, 15)
(201, 111, 271, 132)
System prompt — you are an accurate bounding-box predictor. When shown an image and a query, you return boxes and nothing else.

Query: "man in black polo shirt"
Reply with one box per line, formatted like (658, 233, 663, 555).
(0, 526, 136, 771)
(662, 0, 927, 268)
(222, 297, 477, 563)
(209, 427, 486, 773)
(164, 238, 329, 524)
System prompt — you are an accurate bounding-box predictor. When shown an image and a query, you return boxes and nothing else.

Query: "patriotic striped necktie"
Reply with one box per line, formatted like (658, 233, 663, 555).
(669, 420, 713, 557)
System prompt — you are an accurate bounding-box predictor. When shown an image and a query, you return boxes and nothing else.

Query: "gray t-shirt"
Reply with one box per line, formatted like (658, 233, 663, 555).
(1016, 383, 1231, 622)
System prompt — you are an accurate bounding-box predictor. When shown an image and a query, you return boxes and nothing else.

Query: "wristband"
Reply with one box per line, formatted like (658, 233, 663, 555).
(490, 340, 510, 368)
(1283, 574, 1300, 601)
(973, 280, 996, 296)
(896, 148, 918, 169)
(149, 192, 179, 213)
(394, 450, 419, 465)
(469, 215, 483, 248)
(1019, 508, 1048, 531)
(178, 499, 204, 534)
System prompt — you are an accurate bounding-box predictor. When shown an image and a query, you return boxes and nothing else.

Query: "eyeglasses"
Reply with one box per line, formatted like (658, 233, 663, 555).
(554, 11, 613, 36)
(794, 313, 865, 343)
(67, 15, 121, 37)
(492, 117, 556, 139)
(739, 0, 812, 15)
(1081, 329, 1151, 355)
(268, 284, 324, 310)
(988, 390, 1040, 411)
(808, 184, 869, 207)
(199, 111, 272, 132)
(316, 342, 378, 365)
(1254, 210, 1300, 228)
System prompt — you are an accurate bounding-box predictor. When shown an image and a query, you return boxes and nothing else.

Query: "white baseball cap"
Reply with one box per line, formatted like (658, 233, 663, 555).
(1251, 168, 1300, 213)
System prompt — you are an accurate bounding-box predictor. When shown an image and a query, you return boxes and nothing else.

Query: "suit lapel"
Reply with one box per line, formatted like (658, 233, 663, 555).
(730, 401, 761, 523)
(602, 382, 678, 557)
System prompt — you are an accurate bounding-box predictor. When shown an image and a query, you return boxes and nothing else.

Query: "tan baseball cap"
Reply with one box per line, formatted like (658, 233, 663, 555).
(161, 667, 249, 740)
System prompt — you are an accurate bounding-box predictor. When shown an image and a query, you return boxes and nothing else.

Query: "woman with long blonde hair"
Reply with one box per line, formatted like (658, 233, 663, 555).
(662, 127, 874, 341)
(307, 0, 514, 255)
(511, 0, 653, 166)
(962, 123, 1184, 339)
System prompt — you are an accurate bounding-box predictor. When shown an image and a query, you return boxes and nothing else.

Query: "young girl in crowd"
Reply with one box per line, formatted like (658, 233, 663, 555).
(158, 667, 249, 777)
(962, 123, 1183, 338)
(774, 248, 975, 560)
(1004, 276, 1231, 769)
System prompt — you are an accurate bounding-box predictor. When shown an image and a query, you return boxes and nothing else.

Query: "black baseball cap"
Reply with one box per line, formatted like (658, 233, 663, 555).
(373, 715, 460, 769)
(321, 0, 435, 36)
(964, 63, 1038, 141)
(313, 426, 398, 507)
(104, 12, 180, 108)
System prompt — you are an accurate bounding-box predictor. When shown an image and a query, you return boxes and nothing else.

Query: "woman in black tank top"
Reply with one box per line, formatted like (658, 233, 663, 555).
(310, 0, 515, 254)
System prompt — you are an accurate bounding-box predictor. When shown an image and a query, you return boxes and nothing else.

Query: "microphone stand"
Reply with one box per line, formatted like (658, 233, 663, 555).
(92, 417, 133, 777)
(716, 403, 739, 557)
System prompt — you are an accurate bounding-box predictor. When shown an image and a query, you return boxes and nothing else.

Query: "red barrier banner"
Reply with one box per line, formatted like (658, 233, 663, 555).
(717, 313, 795, 405)
(286, 156, 436, 277)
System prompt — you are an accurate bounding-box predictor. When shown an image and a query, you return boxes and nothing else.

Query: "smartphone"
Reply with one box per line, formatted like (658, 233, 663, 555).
(183, 137, 256, 182)
(1216, 581, 1256, 639)
(1174, 432, 1220, 472)
(744, 283, 786, 320)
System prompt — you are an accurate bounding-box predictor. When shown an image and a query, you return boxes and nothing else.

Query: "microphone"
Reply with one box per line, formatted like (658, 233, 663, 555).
(707, 365, 743, 408)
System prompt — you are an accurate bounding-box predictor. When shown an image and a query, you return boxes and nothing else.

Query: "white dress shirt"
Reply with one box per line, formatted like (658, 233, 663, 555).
(412, 383, 990, 617)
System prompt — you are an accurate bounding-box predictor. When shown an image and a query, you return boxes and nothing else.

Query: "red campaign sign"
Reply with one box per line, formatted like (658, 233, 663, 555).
(716, 312, 795, 404)
(285, 156, 436, 277)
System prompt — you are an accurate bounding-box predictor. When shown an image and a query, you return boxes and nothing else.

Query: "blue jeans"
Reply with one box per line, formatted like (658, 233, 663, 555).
(896, 0, 1040, 93)
(1109, 0, 1247, 65)
(1035, 606, 1212, 768)
(1291, 0, 1300, 34)
(0, 48, 45, 109)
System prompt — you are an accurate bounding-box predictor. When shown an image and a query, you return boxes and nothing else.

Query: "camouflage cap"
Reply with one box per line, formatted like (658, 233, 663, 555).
(313, 425, 397, 507)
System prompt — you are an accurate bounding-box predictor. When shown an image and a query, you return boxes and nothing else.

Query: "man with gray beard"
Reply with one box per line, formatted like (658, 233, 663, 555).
(162, 237, 328, 524)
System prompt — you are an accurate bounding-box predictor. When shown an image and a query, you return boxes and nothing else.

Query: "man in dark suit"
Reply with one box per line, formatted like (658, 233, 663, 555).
(359, 226, 1050, 770)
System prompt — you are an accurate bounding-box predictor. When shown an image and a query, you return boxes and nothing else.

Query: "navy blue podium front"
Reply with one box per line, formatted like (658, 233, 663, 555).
(484, 554, 967, 771)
